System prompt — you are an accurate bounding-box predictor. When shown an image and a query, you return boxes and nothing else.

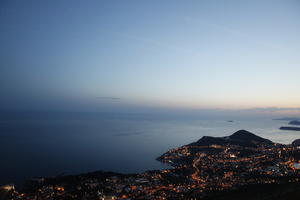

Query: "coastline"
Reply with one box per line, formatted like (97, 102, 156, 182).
(3, 129, 300, 199)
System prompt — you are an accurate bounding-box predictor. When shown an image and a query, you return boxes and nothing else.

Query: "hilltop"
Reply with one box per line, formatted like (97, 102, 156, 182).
(188, 130, 273, 148)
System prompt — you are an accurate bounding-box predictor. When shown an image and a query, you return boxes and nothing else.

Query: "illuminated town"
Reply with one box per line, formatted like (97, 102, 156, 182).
(2, 130, 300, 200)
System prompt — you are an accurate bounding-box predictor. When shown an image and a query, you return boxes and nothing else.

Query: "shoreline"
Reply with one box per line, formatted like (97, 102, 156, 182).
(3, 129, 300, 199)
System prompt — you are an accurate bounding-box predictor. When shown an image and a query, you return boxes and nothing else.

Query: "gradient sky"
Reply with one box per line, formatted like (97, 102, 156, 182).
(1, 0, 300, 113)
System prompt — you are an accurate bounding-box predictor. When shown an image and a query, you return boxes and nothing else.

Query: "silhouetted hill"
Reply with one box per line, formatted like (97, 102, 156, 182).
(289, 120, 300, 125)
(189, 130, 273, 147)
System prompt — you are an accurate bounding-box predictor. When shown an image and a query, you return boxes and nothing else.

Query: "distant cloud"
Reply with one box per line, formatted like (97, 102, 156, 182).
(240, 107, 300, 117)
(113, 132, 144, 137)
(245, 107, 300, 112)
(108, 29, 200, 55)
(183, 16, 283, 51)
(184, 16, 248, 38)
(96, 96, 121, 100)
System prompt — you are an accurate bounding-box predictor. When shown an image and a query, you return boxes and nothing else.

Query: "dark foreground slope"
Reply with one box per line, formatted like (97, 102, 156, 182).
(204, 182, 300, 200)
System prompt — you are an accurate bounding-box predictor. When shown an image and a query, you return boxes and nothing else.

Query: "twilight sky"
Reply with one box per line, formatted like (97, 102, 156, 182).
(1, 0, 300, 113)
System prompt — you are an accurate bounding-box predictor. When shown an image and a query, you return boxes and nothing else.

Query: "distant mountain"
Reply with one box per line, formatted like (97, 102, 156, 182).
(289, 120, 300, 125)
(188, 130, 273, 147)
(274, 117, 300, 121)
(280, 127, 300, 131)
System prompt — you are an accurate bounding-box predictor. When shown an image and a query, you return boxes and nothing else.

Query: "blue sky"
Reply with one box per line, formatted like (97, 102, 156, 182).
(1, 0, 300, 113)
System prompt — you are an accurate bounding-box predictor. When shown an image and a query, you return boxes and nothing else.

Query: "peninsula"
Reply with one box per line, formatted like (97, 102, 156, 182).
(280, 127, 300, 131)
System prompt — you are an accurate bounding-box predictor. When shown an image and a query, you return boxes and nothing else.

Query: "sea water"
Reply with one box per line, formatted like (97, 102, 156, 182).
(0, 112, 298, 186)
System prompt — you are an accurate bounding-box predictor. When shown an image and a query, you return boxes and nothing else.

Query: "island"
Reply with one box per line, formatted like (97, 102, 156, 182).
(280, 127, 300, 131)
(2, 130, 300, 200)
(289, 120, 300, 126)
(274, 117, 300, 121)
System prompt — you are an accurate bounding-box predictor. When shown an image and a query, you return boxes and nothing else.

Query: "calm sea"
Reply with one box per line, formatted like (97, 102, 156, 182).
(0, 112, 299, 186)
